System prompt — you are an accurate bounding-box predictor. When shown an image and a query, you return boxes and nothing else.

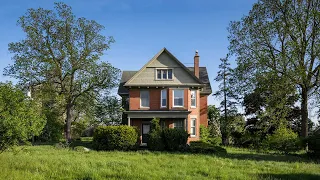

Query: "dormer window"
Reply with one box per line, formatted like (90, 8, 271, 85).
(156, 69, 173, 80)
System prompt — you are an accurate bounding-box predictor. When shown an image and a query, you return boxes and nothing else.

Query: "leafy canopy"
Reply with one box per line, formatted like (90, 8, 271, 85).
(0, 83, 46, 151)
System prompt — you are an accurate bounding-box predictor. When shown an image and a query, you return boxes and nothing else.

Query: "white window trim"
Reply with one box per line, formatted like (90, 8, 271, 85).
(160, 89, 167, 108)
(173, 89, 184, 107)
(191, 90, 197, 108)
(140, 90, 150, 108)
(190, 118, 196, 137)
(155, 68, 174, 80)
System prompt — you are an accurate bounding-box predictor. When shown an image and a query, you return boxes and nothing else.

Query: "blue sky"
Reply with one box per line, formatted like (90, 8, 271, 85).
(0, 0, 257, 107)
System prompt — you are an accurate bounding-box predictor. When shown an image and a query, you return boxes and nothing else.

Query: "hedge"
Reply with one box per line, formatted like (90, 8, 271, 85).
(93, 125, 138, 151)
(308, 130, 320, 158)
(162, 128, 189, 151)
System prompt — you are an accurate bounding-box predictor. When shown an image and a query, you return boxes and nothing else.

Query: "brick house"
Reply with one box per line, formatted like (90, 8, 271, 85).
(118, 48, 212, 145)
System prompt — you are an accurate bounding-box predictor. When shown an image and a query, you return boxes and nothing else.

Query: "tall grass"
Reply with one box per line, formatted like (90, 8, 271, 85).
(0, 145, 319, 180)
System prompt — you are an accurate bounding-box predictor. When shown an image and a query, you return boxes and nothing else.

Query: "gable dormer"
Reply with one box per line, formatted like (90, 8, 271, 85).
(124, 48, 203, 87)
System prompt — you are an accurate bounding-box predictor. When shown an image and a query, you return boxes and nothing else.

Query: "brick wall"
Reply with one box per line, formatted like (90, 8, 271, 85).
(200, 95, 208, 127)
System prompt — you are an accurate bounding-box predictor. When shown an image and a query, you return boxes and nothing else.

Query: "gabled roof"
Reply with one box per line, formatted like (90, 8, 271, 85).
(124, 48, 203, 86)
(118, 67, 212, 95)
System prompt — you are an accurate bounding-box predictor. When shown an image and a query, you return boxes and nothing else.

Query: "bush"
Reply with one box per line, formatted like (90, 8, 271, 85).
(189, 141, 227, 154)
(200, 125, 222, 146)
(0, 83, 46, 151)
(263, 125, 302, 154)
(92, 125, 138, 151)
(71, 120, 89, 140)
(148, 118, 165, 151)
(162, 128, 189, 151)
(307, 130, 320, 158)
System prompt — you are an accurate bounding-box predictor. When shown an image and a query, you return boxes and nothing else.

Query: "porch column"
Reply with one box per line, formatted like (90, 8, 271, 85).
(128, 116, 131, 126)
(184, 118, 188, 131)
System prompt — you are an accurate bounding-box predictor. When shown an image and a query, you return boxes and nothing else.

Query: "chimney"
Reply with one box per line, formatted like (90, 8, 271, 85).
(194, 50, 199, 78)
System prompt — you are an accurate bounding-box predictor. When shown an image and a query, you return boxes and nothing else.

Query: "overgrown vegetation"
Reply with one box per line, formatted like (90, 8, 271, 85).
(92, 125, 138, 151)
(148, 118, 189, 151)
(0, 83, 46, 151)
(0, 145, 319, 180)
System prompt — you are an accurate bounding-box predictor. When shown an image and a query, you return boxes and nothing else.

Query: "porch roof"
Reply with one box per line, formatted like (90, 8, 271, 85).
(125, 110, 191, 118)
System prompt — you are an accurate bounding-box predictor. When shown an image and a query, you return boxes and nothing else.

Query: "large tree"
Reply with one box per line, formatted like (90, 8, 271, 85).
(5, 2, 120, 142)
(214, 55, 239, 145)
(228, 0, 320, 137)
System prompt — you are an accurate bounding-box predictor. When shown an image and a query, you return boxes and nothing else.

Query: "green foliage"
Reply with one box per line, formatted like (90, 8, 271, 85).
(189, 141, 227, 154)
(93, 125, 138, 151)
(228, 0, 320, 137)
(5, 2, 120, 141)
(263, 125, 302, 154)
(0, 83, 46, 151)
(200, 125, 222, 146)
(162, 128, 189, 151)
(71, 120, 89, 140)
(148, 118, 165, 151)
(307, 130, 320, 158)
(95, 96, 123, 125)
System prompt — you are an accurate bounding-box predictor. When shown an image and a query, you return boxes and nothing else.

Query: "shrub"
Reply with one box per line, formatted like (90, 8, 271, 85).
(189, 141, 227, 154)
(200, 125, 222, 146)
(263, 125, 302, 154)
(0, 83, 46, 151)
(148, 118, 165, 151)
(92, 125, 138, 151)
(71, 120, 89, 140)
(162, 128, 189, 151)
(307, 130, 320, 158)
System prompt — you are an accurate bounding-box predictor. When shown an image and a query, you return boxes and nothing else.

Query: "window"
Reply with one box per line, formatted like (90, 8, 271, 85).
(168, 69, 172, 79)
(156, 69, 173, 80)
(161, 89, 167, 107)
(174, 120, 184, 129)
(173, 89, 184, 107)
(140, 90, 149, 108)
(160, 120, 166, 129)
(191, 90, 196, 108)
(190, 118, 196, 137)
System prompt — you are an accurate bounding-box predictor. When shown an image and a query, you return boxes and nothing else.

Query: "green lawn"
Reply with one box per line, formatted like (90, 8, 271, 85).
(0, 144, 319, 180)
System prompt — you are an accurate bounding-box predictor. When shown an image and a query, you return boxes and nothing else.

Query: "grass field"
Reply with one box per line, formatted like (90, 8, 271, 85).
(0, 143, 319, 180)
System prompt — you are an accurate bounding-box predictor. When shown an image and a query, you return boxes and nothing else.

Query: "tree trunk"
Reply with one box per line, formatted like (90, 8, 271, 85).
(222, 133, 229, 146)
(65, 103, 72, 142)
(301, 87, 308, 138)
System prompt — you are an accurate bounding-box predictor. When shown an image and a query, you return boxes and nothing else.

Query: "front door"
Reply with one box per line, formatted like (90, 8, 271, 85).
(142, 123, 151, 144)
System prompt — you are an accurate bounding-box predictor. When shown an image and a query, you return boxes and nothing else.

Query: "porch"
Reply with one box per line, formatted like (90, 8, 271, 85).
(124, 111, 191, 145)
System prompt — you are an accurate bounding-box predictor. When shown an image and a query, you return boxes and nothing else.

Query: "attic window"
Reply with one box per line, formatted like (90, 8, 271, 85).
(156, 69, 173, 80)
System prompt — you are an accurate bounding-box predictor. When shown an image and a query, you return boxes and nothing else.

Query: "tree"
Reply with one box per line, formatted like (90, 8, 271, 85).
(5, 3, 120, 142)
(228, 0, 320, 137)
(95, 95, 123, 125)
(0, 83, 46, 151)
(207, 105, 221, 137)
(214, 55, 239, 145)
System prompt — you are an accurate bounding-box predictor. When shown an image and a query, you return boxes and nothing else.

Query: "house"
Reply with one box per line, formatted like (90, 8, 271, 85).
(118, 48, 212, 145)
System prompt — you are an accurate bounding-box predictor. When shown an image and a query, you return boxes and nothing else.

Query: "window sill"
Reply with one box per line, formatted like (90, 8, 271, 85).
(190, 106, 197, 109)
(160, 106, 167, 109)
(140, 107, 150, 110)
(190, 135, 196, 138)
(155, 79, 174, 81)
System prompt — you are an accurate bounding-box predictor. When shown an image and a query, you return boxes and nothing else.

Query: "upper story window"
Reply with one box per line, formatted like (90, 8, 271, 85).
(156, 69, 173, 80)
(161, 89, 167, 108)
(191, 90, 196, 108)
(173, 89, 184, 107)
(140, 90, 150, 108)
